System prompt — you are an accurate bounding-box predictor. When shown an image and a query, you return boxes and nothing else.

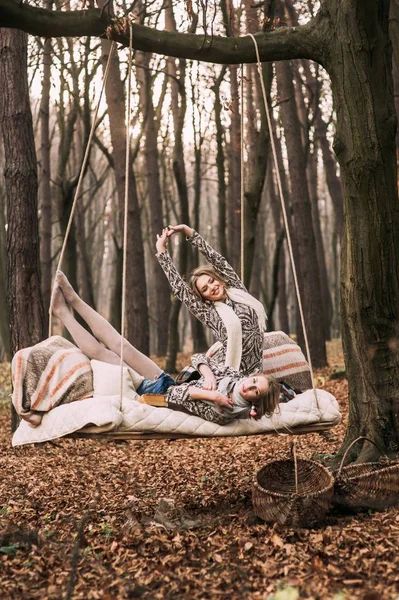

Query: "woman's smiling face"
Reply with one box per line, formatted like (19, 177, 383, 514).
(196, 274, 226, 302)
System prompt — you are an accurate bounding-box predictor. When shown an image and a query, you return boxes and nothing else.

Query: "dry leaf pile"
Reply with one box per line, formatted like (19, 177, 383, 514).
(0, 343, 399, 600)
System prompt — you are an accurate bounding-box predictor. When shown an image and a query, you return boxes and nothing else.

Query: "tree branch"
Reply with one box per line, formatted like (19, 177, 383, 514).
(0, 0, 327, 65)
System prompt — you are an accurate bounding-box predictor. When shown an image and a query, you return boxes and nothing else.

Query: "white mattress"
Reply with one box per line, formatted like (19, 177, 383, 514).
(12, 389, 341, 446)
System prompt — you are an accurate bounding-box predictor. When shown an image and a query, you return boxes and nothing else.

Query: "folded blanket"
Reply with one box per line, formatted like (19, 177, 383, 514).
(12, 336, 93, 426)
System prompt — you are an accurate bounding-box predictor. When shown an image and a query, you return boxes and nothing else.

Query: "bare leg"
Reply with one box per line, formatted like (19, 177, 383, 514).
(55, 272, 161, 379)
(52, 285, 122, 364)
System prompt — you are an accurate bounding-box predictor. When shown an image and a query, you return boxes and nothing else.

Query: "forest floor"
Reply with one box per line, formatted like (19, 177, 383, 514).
(0, 340, 398, 600)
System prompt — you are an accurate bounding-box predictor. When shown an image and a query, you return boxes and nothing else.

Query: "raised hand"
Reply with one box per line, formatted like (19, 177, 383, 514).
(167, 224, 194, 238)
(156, 228, 172, 253)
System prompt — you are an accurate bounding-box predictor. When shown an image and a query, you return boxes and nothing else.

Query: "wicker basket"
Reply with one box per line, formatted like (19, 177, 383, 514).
(252, 454, 334, 528)
(333, 437, 399, 510)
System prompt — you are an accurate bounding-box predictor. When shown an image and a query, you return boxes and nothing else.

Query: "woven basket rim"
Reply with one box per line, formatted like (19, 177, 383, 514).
(335, 460, 399, 483)
(253, 458, 334, 499)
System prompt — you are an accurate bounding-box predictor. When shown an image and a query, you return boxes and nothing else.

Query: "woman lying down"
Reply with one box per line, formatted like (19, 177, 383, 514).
(53, 272, 287, 426)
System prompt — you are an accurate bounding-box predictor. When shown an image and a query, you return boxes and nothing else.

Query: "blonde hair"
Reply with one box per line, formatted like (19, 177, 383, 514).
(188, 266, 228, 301)
(253, 375, 280, 420)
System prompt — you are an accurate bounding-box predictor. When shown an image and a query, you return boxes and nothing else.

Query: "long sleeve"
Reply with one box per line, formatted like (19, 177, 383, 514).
(191, 353, 242, 379)
(156, 250, 219, 331)
(188, 230, 246, 291)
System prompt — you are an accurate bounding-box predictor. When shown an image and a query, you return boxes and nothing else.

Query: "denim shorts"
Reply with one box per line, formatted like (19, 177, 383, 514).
(136, 372, 175, 395)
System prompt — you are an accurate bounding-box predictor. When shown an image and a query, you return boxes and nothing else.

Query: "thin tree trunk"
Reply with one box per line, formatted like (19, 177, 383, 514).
(39, 6, 52, 331)
(164, 2, 191, 372)
(135, 50, 171, 355)
(221, 0, 241, 272)
(275, 59, 327, 367)
(54, 37, 79, 295)
(0, 184, 10, 359)
(212, 66, 228, 258)
(267, 167, 289, 332)
(99, 31, 149, 354)
(307, 149, 332, 340)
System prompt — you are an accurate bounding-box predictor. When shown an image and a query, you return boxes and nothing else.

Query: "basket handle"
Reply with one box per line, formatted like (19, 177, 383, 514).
(337, 436, 386, 476)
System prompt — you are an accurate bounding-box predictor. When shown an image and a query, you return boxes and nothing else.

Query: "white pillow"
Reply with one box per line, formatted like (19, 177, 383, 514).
(91, 360, 144, 401)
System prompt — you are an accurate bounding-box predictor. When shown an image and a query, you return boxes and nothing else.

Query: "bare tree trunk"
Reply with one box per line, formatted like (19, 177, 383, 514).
(221, 0, 241, 272)
(226, 64, 241, 273)
(39, 6, 52, 332)
(327, 0, 399, 459)
(275, 59, 327, 367)
(267, 168, 289, 333)
(0, 184, 10, 359)
(307, 149, 332, 340)
(390, 0, 399, 168)
(0, 28, 45, 353)
(135, 50, 171, 356)
(164, 3, 191, 372)
(99, 33, 149, 353)
(212, 66, 228, 258)
(0, 28, 45, 431)
(54, 37, 79, 294)
(75, 198, 95, 309)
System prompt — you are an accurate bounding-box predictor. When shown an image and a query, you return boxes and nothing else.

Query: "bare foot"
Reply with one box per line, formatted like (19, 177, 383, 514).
(55, 271, 78, 306)
(51, 284, 69, 319)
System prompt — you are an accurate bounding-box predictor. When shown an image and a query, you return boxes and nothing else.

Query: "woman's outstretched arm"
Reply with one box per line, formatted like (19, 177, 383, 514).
(155, 229, 218, 330)
(168, 225, 246, 290)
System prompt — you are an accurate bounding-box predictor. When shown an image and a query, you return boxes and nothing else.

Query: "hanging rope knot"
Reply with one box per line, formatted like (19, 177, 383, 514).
(104, 15, 135, 40)
(105, 18, 125, 40)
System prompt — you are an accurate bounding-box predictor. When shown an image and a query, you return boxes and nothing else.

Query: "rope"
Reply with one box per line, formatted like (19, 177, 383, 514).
(247, 33, 319, 409)
(240, 63, 245, 283)
(48, 41, 116, 335)
(119, 18, 134, 404)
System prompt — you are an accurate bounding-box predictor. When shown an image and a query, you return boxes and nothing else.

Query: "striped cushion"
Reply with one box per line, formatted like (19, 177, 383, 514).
(263, 331, 312, 391)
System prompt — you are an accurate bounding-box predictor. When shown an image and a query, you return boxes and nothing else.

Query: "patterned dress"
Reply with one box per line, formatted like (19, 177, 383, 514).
(156, 231, 264, 375)
(167, 354, 247, 425)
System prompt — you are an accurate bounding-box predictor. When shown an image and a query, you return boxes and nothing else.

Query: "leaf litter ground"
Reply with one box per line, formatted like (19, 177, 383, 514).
(0, 341, 398, 600)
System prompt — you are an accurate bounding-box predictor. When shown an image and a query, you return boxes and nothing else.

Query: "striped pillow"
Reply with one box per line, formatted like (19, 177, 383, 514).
(263, 331, 312, 391)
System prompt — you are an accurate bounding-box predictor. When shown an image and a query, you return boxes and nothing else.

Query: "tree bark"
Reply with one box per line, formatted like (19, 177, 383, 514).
(307, 149, 332, 340)
(135, 49, 171, 356)
(275, 59, 327, 367)
(99, 33, 149, 354)
(189, 67, 209, 353)
(38, 8, 52, 332)
(267, 165, 289, 333)
(0, 184, 10, 359)
(164, 2, 191, 372)
(212, 66, 228, 258)
(0, 28, 45, 357)
(325, 0, 399, 460)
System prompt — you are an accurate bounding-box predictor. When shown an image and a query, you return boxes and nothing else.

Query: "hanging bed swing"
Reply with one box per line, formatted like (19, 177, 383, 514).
(10, 22, 341, 447)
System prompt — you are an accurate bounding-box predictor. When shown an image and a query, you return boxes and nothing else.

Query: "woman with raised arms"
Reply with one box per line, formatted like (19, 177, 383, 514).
(156, 225, 267, 377)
